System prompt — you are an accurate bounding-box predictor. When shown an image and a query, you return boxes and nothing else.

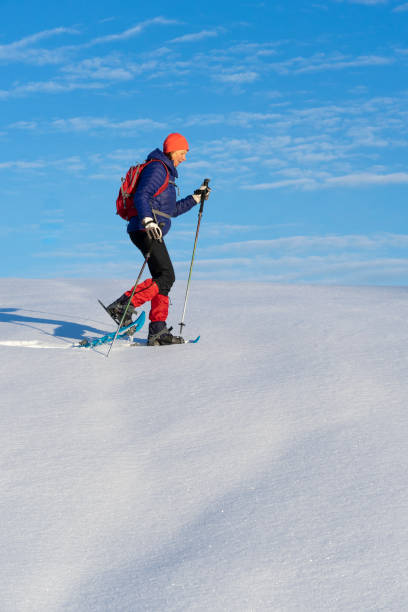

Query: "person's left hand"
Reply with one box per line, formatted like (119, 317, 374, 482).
(192, 183, 211, 203)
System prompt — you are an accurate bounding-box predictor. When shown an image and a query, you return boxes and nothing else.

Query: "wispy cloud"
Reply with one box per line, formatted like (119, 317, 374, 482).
(243, 178, 317, 190)
(88, 17, 179, 46)
(0, 156, 84, 172)
(0, 21, 402, 103)
(169, 29, 222, 44)
(0, 160, 46, 170)
(60, 55, 160, 82)
(213, 71, 259, 84)
(0, 19, 178, 67)
(0, 27, 80, 65)
(0, 80, 107, 99)
(185, 111, 281, 127)
(271, 53, 393, 75)
(14, 224, 403, 285)
(189, 93, 408, 191)
(335, 0, 388, 5)
(6, 116, 165, 133)
(5, 95, 407, 194)
(1, 26, 78, 49)
(393, 2, 408, 10)
(173, 254, 408, 284)
(326, 172, 408, 186)
(49, 117, 165, 132)
(8, 121, 39, 130)
(202, 233, 408, 255)
(61, 56, 136, 81)
(181, 232, 408, 284)
(243, 172, 408, 191)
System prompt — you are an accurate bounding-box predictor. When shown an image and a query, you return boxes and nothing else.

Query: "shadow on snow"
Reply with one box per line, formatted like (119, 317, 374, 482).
(0, 307, 109, 343)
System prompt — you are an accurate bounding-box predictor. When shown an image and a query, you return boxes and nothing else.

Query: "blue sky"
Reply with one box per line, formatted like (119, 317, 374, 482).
(1, 0, 408, 285)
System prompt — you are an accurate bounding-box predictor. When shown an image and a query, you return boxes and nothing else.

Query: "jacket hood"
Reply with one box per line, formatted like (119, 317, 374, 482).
(146, 148, 178, 178)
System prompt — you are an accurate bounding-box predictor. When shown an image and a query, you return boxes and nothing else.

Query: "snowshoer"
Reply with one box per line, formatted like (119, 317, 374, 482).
(107, 133, 210, 346)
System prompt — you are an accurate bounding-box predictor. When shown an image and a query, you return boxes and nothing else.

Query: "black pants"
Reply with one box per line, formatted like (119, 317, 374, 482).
(129, 231, 175, 296)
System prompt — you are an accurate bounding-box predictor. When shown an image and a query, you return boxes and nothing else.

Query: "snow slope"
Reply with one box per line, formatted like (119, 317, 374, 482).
(1, 278, 408, 611)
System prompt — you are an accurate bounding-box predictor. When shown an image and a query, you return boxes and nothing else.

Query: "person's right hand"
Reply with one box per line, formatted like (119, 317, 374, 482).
(143, 217, 163, 241)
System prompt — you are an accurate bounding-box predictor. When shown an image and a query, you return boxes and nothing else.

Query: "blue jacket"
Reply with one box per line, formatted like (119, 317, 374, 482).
(127, 148, 196, 236)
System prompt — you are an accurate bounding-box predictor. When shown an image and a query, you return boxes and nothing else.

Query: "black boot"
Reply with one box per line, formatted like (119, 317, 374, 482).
(148, 322, 184, 346)
(106, 295, 137, 333)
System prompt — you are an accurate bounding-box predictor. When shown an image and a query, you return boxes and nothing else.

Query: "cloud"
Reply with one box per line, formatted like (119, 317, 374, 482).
(0, 156, 84, 172)
(335, 0, 387, 4)
(0, 160, 46, 170)
(60, 56, 160, 82)
(6, 27, 78, 48)
(8, 121, 39, 130)
(0, 27, 79, 65)
(188, 93, 408, 189)
(169, 29, 222, 43)
(0, 80, 107, 99)
(325, 172, 408, 186)
(0, 19, 178, 67)
(49, 117, 165, 132)
(61, 57, 136, 81)
(181, 232, 408, 284)
(393, 2, 408, 10)
(173, 254, 408, 284)
(0, 22, 401, 104)
(186, 111, 282, 127)
(30, 238, 408, 284)
(6, 116, 165, 133)
(214, 71, 259, 84)
(34, 243, 118, 259)
(272, 53, 393, 75)
(88, 17, 179, 46)
(351, 1, 387, 4)
(243, 178, 317, 190)
(203, 233, 408, 255)
(0, 27, 79, 53)
(242, 172, 408, 191)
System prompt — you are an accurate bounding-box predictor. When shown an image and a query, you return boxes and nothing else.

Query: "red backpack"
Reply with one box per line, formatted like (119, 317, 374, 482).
(116, 159, 170, 221)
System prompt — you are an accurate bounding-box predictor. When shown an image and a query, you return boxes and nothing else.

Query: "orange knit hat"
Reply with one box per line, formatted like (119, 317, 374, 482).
(163, 133, 189, 153)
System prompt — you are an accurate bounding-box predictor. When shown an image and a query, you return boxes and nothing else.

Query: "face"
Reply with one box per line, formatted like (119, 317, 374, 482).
(170, 149, 188, 167)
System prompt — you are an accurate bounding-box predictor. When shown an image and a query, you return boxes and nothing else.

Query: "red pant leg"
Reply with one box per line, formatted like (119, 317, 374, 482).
(124, 278, 159, 307)
(149, 294, 169, 322)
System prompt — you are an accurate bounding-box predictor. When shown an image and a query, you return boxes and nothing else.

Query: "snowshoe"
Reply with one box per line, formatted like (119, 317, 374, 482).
(105, 295, 137, 335)
(148, 325, 184, 346)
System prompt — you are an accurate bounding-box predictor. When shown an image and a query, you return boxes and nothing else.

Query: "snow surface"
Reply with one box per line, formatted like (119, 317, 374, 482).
(1, 278, 408, 611)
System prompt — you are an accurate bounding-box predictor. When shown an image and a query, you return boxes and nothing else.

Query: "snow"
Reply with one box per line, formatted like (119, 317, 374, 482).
(1, 278, 408, 611)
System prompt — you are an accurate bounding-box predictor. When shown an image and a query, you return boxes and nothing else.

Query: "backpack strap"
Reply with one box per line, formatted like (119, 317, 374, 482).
(128, 165, 142, 194)
(151, 208, 172, 220)
(142, 159, 170, 197)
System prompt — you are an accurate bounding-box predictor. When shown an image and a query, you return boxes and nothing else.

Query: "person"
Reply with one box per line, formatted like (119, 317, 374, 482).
(106, 133, 210, 345)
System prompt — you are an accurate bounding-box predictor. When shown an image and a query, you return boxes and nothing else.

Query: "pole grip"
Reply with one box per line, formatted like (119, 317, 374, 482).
(199, 178, 211, 213)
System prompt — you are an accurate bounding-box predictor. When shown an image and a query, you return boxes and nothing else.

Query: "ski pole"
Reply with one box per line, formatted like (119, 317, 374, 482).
(179, 178, 210, 336)
(105, 250, 151, 358)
